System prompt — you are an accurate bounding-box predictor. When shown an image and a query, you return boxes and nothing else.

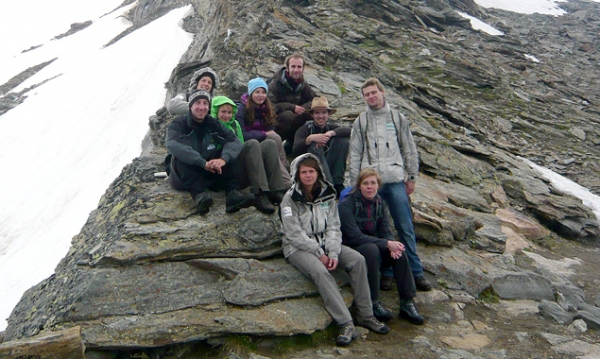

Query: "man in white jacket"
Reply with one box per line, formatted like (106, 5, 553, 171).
(348, 78, 432, 292)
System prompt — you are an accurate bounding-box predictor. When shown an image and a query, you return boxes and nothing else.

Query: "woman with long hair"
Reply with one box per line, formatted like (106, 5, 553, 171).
(339, 168, 424, 325)
(236, 78, 291, 187)
(280, 154, 389, 346)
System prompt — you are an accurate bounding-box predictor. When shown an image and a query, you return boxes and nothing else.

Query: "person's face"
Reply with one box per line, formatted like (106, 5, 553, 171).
(191, 99, 209, 122)
(312, 109, 329, 128)
(196, 76, 213, 92)
(359, 175, 379, 201)
(217, 104, 233, 123)
(251, 87, 267, 105)
(299, 164, 318, 189)
(287, 58, 304, 80)
(362, 85, 385, 110)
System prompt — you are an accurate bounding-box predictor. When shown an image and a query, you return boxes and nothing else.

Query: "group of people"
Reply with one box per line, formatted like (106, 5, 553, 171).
(164, 53, 432, 346)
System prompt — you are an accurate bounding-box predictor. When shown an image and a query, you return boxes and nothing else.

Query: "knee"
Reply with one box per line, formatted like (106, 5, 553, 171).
(245, 139, 260, 150)
(261, 138, 277, 150)
(278, 111, 295, 125)
(360, 243, 380, 260)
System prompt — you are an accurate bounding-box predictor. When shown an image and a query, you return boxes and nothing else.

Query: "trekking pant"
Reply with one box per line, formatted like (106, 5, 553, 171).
(352, 242, 416, 302)
(171, 156, 241, 198)
(305, 137, 349, 187)
(275, 110, 312, 144)
(264, 132, 291, 188)
(379, 181, 424, 278)
(287, 245, 374, 325)
(239, 139, 286, 194)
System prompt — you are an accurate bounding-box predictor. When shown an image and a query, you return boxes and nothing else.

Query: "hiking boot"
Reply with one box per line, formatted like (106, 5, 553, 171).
(336, 322, 358, 346)
(254, 192, 275, 214)
(267, 190, 286, 206)
(193, 192, 213, 215)
(372, 301, 393, 322)
(399, 299, 424, 325)
(380, 275, 394, 291)
(225, 190, 255, 213)
(415, 276, 433, 291)
(356, 316, 389, 334)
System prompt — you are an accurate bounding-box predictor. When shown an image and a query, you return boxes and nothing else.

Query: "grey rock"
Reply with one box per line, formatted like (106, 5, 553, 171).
(568, 319, 588, 334)
(491, 273, 554, 301)
(538, 299, 576, 325)
(577, 303, 600, 330)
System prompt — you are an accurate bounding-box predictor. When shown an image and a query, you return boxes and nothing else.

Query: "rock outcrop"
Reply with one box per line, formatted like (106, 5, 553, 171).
(2, 0, 600, 358)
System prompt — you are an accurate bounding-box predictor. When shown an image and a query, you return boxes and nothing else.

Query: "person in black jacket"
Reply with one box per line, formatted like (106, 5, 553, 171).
(292, 97, 350, 197)
(165, 89, 254, 214)
(267, 53, 317, 153)
(339, 168, 424, 325)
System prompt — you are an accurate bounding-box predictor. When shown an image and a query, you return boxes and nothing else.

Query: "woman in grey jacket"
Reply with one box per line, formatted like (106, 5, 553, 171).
(280, 153, 388, 346)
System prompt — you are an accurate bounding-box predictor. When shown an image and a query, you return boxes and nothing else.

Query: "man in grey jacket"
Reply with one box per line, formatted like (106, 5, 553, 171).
(348, 78, 432, 291)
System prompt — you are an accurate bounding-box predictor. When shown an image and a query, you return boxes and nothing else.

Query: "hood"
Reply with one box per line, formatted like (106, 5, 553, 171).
(188, 67, 220, 95)
(210, 96, 238, 119)
(289, 153, 333, 189)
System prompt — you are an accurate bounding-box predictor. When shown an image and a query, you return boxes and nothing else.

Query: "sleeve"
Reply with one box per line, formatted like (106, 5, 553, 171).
(217, 121, 242, 163)
(330, 123, 351, 138)
(292, 125, 310, 156)
(165, 117, 207, 168)
(338, 197, 388, 250)
(399, 113, 419, 179)
(236, 103, 267, 142)
(299, 83, 317, 110)
(322, 197, 342, 260)
(280, 193, 325, 258)
(347, 117, 364, 185)
(166, 93, 189, 116)
(268, 81, 297, 113)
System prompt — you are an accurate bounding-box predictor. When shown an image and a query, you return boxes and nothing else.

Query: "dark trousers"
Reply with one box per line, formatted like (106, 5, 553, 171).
(304, 137, 349, 186)
(171, 157, 240, 198)
(275, 110, 312, 143)
(353, 242, 416, 302)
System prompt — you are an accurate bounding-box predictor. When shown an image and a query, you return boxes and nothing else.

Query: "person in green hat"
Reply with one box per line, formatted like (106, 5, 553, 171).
(211, 95, 288, 214)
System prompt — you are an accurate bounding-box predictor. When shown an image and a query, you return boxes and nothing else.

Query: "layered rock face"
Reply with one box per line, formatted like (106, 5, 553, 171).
(3, 0, 600, 356)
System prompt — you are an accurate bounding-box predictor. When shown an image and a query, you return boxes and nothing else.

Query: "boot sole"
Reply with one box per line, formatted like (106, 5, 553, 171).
(197, 198, 213, 215)
(226, 197, 254, 213)
(399, 311, 425, 325)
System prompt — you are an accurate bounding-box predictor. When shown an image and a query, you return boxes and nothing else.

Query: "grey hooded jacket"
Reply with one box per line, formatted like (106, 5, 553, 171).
(166, 67, 219, 116)
(280, 153, 342, 260)
(348, 101, 419, 185)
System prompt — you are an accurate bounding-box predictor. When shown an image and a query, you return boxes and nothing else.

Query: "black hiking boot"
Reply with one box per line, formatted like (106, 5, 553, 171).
(415, 276, 433, 291)
(225, 190, 255, 213)
(193, 192, 213, 215)
(399, 299, 424, 325)
(380, 275, 394, 291)
(254, 192, 275, 214)
(267, 190, 286, 206)
(372, 301, 393, 322)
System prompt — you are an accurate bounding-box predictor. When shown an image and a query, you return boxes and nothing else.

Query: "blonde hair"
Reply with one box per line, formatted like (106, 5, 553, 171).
(353, 168, 382, 192)
(361, 77, 384, 94)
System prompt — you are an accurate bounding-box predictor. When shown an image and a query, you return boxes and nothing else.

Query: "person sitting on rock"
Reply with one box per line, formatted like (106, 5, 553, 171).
(210, 95, 287, 214)
(236, 77, 291, 188)
(165, 89, 254, 215)
(339, 168, 424, 325)
(292, 97, 350, 197)
(166, 66, 219, 116)
(280, 153, 389, 346)
(267, 53, 316, 154)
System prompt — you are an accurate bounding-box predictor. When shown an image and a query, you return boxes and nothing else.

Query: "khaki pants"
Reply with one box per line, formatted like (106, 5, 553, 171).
(287, 245, 374, 325)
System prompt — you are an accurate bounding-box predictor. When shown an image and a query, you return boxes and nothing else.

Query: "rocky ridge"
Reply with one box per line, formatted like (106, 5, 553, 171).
(2, 0, 600, 358)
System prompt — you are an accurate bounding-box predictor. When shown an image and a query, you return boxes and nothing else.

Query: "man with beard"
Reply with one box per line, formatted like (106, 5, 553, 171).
(166, 89, 254, 215)
(348, 78, 433, 292)
(268, 53, 317, 154)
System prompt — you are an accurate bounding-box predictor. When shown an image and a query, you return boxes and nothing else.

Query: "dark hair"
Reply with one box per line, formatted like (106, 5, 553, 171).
(296, 157, 322, 201)
(285, 53, 305, 68)
(246, 95, 276, 127)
